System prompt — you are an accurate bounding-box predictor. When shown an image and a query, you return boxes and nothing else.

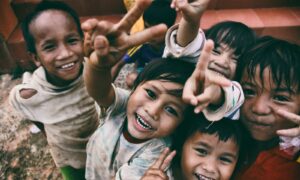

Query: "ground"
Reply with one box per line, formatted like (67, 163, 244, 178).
(0, 64, 134, 179)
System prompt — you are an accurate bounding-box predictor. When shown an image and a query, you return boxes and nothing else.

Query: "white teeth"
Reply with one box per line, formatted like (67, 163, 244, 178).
(195, 173, 214, 180)
(136, 114, 153, 130)
(61, 62, 75, 69)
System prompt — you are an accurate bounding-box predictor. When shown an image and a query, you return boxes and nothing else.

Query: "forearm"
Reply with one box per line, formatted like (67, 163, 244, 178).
(84, 59, 115, 107)
(176, 17, 200, 47)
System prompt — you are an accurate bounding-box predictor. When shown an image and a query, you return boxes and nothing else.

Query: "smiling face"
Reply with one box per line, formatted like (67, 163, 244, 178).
(241, 67, 300, 141)
(30, 10, 84, 86)
(207, 43, 238, 80)
(181, 132, 239, 180)
(126, 80, 186, 141)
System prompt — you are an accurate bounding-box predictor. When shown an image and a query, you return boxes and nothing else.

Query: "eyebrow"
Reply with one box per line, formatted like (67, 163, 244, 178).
(148, 83, 185, 109)
(195, 141, 238, 159)
(274, 87, 296, 94)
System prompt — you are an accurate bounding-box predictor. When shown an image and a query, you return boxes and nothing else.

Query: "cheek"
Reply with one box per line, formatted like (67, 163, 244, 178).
(181, 147, 197, 175)
(220, 164, 236, 179)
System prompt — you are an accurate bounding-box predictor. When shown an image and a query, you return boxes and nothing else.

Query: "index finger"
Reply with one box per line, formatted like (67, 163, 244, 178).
(276, 109, 300, 125)
(151, 148, 171, 169)
(195, 39, 214, 72)
(116, 0, 153, 31)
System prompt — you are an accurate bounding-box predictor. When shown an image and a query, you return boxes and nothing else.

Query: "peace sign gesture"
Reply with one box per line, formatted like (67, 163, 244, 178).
(183, 40, 231, 114)
(141, 148, 176, 180)
(81, 0, 167, 68)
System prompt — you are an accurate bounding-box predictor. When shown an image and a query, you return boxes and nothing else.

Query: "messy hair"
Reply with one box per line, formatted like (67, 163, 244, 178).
(236, 36, 300, 92)
(132, 58, 194, 97)
(206, 21, 256, 59)
(21, 0, 83, 54)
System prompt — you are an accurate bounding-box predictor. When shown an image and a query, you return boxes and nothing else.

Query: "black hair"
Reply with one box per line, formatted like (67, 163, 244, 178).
(206, 21, 256, 62)
(132, 58, 194, 97)
(143, 0, 176, 28)
(172, 113, 249, 178)
(21, 0, 83, 54)
(235, 36, 300, 93)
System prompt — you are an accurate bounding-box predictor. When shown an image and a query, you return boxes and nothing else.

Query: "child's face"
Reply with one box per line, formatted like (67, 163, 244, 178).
(181, 132, 239, 180)
(208, 43, 238, 80)
(241, 67, 300, 141)
(126, 80, 187, 141)
(30, 10, 83, 85)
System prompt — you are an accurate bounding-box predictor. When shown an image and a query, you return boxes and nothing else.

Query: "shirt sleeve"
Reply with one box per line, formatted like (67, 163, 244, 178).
(203, 81, 244, 121)
(163, 24, 205, 64)
(115, 140, 172, 180)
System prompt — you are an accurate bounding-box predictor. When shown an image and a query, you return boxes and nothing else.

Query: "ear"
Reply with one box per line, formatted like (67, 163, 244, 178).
(28, 52, 41, 67)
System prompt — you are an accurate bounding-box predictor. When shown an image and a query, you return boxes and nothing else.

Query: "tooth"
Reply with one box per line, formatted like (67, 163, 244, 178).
(61, 62, 75, 69)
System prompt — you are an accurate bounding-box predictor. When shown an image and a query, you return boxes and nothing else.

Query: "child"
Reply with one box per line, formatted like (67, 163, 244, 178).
(9, 1, 99, 179)
(82, 1, 194, 179)
(142, 114, 247, 180)
(165, 0, 256, 120)
(112, 0, 177, 88)
(234, 36, 300, 179)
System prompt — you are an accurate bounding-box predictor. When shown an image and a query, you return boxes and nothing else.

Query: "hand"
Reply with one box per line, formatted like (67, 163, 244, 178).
(276, 109, 300, 137)
(171, 0, 210, 24)
(141, 148, 176, 180)
(81, 0, 167, 68)
(183, 40, 231, 113)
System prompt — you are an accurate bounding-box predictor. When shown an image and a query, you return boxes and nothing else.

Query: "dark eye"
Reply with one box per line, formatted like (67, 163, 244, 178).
(164, 106, 178, 116)
(243, 88, 256, 98)
(145, 89, 156, 99)
(212, 49, 221, 55)
(68, 37, 80, 45)
(42, 44, 55, 52)
(220, 156, 234, 164)
(273, 95, 290, 103)
(231, 56, 238, 63)
(195, 148, 208, 156)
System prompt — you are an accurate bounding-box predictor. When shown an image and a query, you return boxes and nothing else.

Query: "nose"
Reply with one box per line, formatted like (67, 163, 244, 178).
(201, 156, 217, 175)
(57, 44, 73, 60)
(251, 95, 271, 115)
(145, 101, 162, 121)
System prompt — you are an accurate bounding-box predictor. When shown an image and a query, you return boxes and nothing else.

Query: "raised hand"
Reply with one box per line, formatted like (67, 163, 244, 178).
(81, 0, 167, 68)
(171, 0, 210, 24)
(276, 109, 300, 137)
(183, 40, 231, 113)
(141, 148, 176, 180)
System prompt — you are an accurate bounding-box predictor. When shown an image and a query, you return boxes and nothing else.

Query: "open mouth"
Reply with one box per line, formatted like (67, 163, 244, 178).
(135, 114, 153, 130)
(207, 67, 229, 79)
(59, 61, 78, 70)
(195, 173, 215, 180)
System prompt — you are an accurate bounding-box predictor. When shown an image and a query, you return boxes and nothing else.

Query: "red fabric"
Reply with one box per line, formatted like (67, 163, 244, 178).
(236, 146, 300, 180)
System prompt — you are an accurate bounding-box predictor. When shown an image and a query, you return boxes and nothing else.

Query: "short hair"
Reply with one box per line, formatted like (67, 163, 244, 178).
(236, 36, 300, 92)
(21, 1, 83, 54)
(143, 0, 176, 28)
(206, 21, 256, 59)
(132, 58, 194, 97)
(172, 113, 248, 176)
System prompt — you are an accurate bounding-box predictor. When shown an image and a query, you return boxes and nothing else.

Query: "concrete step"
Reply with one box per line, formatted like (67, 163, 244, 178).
(5, 7, 300, 72)
(10, 0, 126, 22)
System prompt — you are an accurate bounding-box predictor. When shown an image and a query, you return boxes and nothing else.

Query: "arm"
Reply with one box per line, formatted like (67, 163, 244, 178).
(171, 0, 210, 46)
(82, 0, 167, 107)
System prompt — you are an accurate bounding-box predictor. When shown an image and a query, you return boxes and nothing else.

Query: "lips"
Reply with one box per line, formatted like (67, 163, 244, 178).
(195, 173, 215, 180)
(207, 66, 229, 79)
(58, 61, 77, 70)
(135, 114, 154, 131)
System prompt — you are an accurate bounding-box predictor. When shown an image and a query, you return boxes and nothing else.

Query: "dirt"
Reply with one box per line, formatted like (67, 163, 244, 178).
(0, 64, 134, 179)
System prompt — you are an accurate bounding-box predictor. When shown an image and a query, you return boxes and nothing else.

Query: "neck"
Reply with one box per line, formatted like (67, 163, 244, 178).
(123, 120, 148, 144)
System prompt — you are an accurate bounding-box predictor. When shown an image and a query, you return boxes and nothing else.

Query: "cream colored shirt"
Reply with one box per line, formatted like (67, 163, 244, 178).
(9, 67, 99, 168)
